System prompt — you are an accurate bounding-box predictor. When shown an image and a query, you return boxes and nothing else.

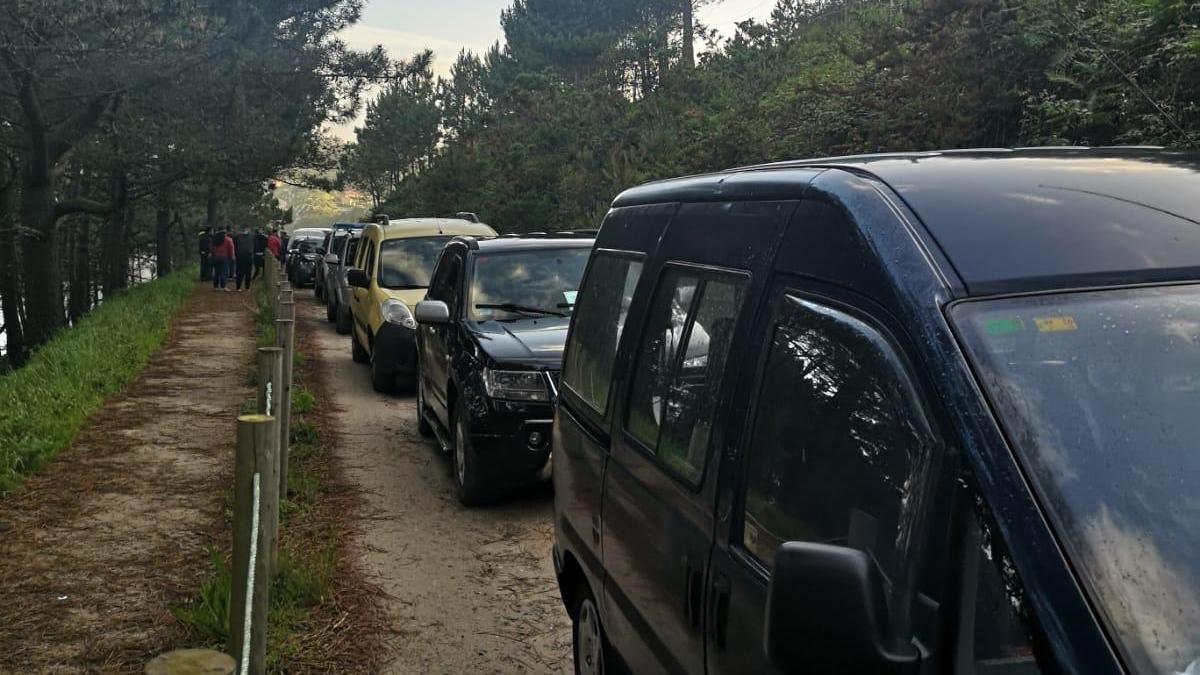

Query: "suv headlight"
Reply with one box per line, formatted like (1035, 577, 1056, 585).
(381, 299, 417, 329)
(484, 369, 549, 402)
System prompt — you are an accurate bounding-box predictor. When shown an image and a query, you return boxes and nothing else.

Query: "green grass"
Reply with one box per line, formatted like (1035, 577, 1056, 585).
(0, 269, 196, 495)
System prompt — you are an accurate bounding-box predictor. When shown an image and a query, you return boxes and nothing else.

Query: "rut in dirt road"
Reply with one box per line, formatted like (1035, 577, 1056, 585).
(297, 295, 573, 674)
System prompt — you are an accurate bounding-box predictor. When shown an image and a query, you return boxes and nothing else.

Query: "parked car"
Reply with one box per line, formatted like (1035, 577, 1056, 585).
(413, 233, 595, 505)
(316, 222, 367, 302)
(552, 148, 1200, 675)
(347, 216, 497, 393)
(286, 227, 330, 287)
(327, 229, 362, 334)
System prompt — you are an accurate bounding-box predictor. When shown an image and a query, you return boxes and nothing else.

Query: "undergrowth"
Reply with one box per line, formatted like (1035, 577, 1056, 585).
(174, 273, 345, 670)
(0, 269, 196, 495)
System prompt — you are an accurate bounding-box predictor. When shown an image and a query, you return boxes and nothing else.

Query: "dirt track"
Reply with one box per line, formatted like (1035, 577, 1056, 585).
(0, 284, 256, 672)
(297, 294, 572, 674)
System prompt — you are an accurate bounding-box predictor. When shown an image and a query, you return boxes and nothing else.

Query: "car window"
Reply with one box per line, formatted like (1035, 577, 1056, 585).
(561, 253, 644, 415)
(470, 248, 591, 322)
(957, 516, 1042, 675)
(378, 237, 452, 289)
(363, 241, 377, 281)
(332, 235, 348, 256)
(740, 294, 937, 625)
(626, 269, 745, 484)
(342, 239, 359, 266)
(427, 250, 463, 312)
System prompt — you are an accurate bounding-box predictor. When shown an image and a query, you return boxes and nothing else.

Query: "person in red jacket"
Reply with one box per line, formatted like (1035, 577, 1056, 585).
(267, 229, 282, 260)
(210, 229, 236, 290)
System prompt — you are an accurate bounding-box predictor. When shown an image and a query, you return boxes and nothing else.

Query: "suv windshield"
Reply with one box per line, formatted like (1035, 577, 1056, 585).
(378, 236, 452, 289)
(953, 285, 1200, 675)
(469, 247, 591, 321)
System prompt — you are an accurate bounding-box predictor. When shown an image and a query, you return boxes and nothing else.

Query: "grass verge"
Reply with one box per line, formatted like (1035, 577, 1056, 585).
(0, 269, 196, 495)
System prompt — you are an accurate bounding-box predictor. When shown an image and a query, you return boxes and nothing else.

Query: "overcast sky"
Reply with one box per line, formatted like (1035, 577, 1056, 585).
(333, 0, 777, 140)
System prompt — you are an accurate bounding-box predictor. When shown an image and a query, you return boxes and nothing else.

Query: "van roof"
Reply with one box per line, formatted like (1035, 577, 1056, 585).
(367, 218, 497, 241)
(612, 148, 1200, 295)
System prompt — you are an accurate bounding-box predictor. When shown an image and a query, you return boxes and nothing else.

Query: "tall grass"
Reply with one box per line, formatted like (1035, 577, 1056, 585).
(0, 270, 196, 495)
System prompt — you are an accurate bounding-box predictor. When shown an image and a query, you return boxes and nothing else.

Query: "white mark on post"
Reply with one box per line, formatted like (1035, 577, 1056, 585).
(241, 472, 261, 675)
(265, 382, 273, 416)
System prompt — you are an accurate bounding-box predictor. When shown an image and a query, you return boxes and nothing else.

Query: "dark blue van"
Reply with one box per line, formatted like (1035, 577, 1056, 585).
(551, 149, 1200, 675)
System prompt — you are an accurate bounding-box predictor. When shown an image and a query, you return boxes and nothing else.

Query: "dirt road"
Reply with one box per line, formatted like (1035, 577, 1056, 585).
(0, 286, 255, 671)
(297, 295, 572, 674)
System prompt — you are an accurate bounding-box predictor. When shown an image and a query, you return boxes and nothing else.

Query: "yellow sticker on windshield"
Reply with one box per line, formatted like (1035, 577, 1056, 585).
(1035, 316, 1078, 333)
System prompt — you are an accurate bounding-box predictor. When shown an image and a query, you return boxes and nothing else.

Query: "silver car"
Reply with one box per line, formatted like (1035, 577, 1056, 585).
(325, 229, 362, 334)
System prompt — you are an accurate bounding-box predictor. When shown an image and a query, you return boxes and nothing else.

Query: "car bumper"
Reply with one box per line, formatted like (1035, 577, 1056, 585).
(465, 401, 555, 486)
(292, 263, 316, 286)
(373, 322, 418, 386)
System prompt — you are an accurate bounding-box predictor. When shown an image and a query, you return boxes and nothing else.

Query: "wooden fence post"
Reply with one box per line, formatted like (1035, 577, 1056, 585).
(229, 414, 278, 675)
(275, 313, 295, 503)
(256, 347, 284, 570)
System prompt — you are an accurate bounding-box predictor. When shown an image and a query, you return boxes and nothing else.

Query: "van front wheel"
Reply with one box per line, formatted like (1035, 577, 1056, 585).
(573, 585, 609, 675)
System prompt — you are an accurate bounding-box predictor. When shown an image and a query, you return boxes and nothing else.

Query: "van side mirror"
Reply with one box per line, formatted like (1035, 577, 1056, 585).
(415, 300, 450, 324)
(347, 269, 369, 289)
(764, 542, 919, 674)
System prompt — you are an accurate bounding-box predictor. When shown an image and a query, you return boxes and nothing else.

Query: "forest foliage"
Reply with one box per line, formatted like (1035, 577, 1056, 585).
(341, 0, 1199, 232)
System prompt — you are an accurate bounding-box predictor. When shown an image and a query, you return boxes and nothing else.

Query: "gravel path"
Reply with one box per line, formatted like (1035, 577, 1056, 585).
(297, 294, 573, 675)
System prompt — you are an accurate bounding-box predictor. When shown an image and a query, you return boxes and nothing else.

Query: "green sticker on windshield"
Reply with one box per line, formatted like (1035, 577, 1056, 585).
(983, 317, 1025, 335)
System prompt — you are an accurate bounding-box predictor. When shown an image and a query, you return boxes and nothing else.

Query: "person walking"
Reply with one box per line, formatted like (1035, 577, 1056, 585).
(198, 227, 212, 281)
(210, 229, 234, 291)
(253, 227, 268, 279)
(267, 229, 282, 261)
(234, 225, 255, 291)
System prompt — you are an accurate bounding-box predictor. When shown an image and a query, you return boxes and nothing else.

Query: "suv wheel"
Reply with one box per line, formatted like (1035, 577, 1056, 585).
(573, 584, 608, 675)
(315, 279, 323, 300)
(452, 399, 487, 506)
(370, 346, 395, 393)
(351, 331, 369, 364)
(336, 306, 352, 335)
(416, 377, 434, 438)
(325, 296, 337, 323)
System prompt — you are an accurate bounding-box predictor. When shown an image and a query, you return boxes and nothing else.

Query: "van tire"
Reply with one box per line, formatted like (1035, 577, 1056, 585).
(336, 306, 352, 335)
(370, 347, 395, 393)
(351, 332, 369, 364)
(572, 583, 611, 675)
(452, 399, 488, 506)
(325, 297, 337, 323)
(315, 279, 323, 300)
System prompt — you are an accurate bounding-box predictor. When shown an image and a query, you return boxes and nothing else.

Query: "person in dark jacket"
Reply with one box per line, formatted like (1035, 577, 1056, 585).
(210, 229, 234, 290)
(234, 226, 255, 291)
(198, 227, 212, 281)
(253, 228, 268, 279)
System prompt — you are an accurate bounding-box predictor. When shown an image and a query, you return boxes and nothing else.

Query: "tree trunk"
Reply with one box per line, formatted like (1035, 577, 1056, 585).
(101, 172, 129, 298)
(682, 0, 695, 70)
(0, 170, 26, 367)
(68, 216, 91, 323)
(19, 172, 64, 349)
(155, 201, 172, 277)
(206, 184, 220, 229)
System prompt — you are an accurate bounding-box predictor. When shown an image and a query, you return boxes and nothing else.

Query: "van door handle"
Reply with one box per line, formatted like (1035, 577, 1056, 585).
(683, 555, 703, 629)
(708, 573, 731, 649)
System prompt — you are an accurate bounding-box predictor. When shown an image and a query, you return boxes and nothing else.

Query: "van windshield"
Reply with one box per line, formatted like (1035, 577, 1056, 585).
(952, 285, 1200, 675)
(378, 236, 452, 289)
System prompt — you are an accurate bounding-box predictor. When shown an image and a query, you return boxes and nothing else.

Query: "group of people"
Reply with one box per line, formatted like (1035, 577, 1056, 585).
(198, 226, 288, 292)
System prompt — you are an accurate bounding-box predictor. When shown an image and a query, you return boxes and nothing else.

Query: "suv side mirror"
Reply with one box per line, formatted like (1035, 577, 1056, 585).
(415, 300, 450, 324)
(764, 542, 919, 674)
(347, 268, 369, 289)
(325, 253, 339, 265)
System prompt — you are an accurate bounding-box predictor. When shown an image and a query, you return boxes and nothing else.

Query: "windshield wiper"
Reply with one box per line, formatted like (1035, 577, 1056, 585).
(475, 303, 567, 317)
(384, 284, 428, 290)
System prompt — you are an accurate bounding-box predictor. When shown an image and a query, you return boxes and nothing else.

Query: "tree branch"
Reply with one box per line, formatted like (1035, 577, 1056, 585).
(55, 197, 114, 218)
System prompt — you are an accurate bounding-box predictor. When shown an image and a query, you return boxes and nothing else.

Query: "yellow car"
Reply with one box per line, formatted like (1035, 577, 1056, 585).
(347, 216, 497, 392)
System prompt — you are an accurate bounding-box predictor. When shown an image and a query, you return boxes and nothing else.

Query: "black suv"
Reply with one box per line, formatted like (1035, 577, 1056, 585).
(552, 149, 1200, 675)
(414, 234, 594, 505)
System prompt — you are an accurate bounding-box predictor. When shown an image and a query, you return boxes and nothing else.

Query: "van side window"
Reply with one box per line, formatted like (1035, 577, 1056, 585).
(957, 514, 1042, 674)
(626, 268, 746, 484)
(562, 253, 643, 415)
(740, 294, 936, 620)
(364, 241, 377, 281)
